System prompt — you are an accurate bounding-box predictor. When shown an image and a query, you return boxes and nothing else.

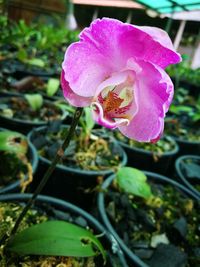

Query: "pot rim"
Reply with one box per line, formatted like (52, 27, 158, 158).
(0, 128, 38, 194)
(175, 154, 200, 198)
(118, 135, 179, 157)
(28, 125, 128, 176)
(0, 96, 68, 125)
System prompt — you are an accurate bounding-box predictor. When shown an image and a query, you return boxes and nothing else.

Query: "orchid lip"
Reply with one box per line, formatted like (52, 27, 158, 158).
(91, 102, 130, 129)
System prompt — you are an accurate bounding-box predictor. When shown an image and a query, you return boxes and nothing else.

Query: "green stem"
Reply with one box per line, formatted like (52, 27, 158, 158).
(1, 107, 83, 243)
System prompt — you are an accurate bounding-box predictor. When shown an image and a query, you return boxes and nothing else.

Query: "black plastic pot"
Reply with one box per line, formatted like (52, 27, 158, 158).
(0, 81, 63, 101)
(0, 90, 21, 98)
(0, 58, 57, 80)
(0, 128, 38, 194)
(28, 125, 127, 210)
(175, 155, 200, 199)
(0, 193, 128, 267)
(118, 136, 179, 176)
(0, 96, 68, 134)
(173, 137, 200, 156)
(98, 171, 199, 267)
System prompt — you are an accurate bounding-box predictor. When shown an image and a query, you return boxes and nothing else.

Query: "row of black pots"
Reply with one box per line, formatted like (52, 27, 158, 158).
(1, 128, 199, 266)
(1, 168, 199, 266)
(0, 96, 68, 134)
(0, 92, 199, 158)
(1, 123, 199, 204)
(16, 116, 179, 181)
(28, 124, 199, 211)
(0, 58, 59, 80)
(1, 96, 198, 175)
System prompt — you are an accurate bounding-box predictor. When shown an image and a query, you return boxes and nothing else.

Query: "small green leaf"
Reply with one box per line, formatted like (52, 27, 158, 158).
(0, 131, 28, 156)
(84, 107, 95, 133)
(192, 112, 200, 122)
(55, 101, 75, 113)
(46, 78, 60, 97)
(17, 49, 28, 61)
(170, 105, 193, 115)
(6, 221, 106, 262)
(116, 167, 152, 199)
(25, 58, 45, 68)
(25, 94, 43, 111)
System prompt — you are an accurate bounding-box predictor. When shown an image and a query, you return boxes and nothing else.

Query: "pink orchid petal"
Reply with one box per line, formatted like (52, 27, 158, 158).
(137, 26, 175, 52)
(92, 102, 129, 129)
(118, 60, 173, 142)
(62, 18, 181, 99)
(61, 70, 92, 107)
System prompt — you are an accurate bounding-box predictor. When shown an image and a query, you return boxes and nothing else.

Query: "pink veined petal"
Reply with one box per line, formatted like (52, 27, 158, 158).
(154, 64, 174, 113)
(62, 18, 181, 98)
(150, 120, 164, 143)
(137, 26, 175, 52)
(118, 60, 174, 142)
(61, 70, 92, 107)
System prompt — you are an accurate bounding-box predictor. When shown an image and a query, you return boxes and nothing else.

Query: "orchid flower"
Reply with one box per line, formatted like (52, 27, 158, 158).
(61, 18, 181, 142)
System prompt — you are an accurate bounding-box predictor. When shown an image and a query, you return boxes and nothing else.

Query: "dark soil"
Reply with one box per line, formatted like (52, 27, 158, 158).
(0, 97, 63, 123)
(0, 151, 29, 189)
(105, 180, 200, 267)
(165, 117, 200, 142)
(114, 130, 176, 158)
(32, 125, 123, 171)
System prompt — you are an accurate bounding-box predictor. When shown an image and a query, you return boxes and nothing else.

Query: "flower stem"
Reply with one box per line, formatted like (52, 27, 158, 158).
(1, 107, 83, 244)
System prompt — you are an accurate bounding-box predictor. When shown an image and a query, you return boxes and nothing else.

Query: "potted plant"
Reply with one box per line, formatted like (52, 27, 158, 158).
(0, 17, 79, 80)
(0, 129, 38, 194)
(175, 154, 200, 199)
(165, 112, 200, 156)
(0, 94, 68, 133)
(0, 193, 128, 266)
(167, 59, 200, 96)
(0, 75, 63, 101)
(28, 112, 127, 210)
(98, 167, 200, 267)
(113, 130, 179, 175)
(0, 75, 45, 97)
(164, 86, 200, 155)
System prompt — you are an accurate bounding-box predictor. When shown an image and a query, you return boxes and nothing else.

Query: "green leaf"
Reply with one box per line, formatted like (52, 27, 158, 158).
(55, 101, 75, 113)
(25, 94, 43, 111)
(116, 167, 152, 199)
(0, 131, 28, 156)
(46, 78, 60, 97)
(170, 105, 193, 115)
(192, 112, 200, 122)
(17, 48, 28, 61)
(84, 107, 95, 133)
(25, 58, 45, 68)
(6, 221, 106, 262)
